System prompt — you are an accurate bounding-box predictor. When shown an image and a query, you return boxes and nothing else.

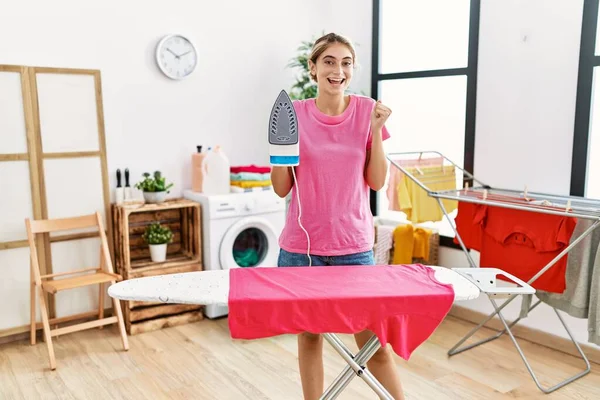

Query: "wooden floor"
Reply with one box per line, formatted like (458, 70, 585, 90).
(1, 315, 599, 399)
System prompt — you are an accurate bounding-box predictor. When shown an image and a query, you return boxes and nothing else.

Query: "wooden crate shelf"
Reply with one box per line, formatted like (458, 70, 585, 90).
(129, 253, 195, 270)
(111, 198, 202, 277)
(126, 261, 201, 280)
(111, 198, 204, 335)
(127, 310, 203, 336)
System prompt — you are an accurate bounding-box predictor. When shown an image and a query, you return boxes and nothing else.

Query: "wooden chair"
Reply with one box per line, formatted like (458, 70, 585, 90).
(26, 211, 129, 370)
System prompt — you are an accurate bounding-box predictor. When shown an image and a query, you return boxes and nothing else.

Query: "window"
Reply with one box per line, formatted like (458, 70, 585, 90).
(370, 0, 480, 242)
(572, 0, 600, 198)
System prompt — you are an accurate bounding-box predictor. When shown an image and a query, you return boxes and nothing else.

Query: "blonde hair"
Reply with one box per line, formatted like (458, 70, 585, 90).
(308, 32, 357, 82)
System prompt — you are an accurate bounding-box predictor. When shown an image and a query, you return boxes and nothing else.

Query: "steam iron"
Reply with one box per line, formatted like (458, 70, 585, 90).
(269, 90, 299, 166)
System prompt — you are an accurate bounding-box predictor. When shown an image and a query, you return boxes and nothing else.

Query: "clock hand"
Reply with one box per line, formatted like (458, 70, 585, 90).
(166, 48, 179, 58)
(179, 50, 192, 57)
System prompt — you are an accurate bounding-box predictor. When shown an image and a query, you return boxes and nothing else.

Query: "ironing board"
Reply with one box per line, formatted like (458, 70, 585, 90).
(108, 265, 532, 400)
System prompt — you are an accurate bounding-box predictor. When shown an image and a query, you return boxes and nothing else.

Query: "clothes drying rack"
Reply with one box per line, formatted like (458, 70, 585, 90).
(386, 150, 600, 394)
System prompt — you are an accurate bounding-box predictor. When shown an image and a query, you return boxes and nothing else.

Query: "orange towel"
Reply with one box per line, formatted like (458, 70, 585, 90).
(413, 227, 431, 262)
(392, 224, 414, 264)
(392, 224, 432, 264)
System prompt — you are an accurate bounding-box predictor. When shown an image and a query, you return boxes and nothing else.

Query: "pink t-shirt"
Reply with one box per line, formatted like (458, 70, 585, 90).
(278, 94, 391, 256)
(228, 263, 455, 360)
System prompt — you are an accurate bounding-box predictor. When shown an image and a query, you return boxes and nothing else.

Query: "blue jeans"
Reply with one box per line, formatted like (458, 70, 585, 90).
(277, 248, 375, 267)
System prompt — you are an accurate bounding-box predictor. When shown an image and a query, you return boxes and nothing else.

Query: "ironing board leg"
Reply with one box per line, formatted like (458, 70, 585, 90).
(320, 333, 394, 400)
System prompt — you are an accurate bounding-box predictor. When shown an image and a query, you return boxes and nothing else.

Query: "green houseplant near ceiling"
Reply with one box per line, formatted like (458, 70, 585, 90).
(286, 37, 318, 100)
(143, 222, 174, 262)
(135, 171, 174, 204)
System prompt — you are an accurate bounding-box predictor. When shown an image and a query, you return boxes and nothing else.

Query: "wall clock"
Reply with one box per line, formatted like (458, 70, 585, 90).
(155, 34, 198, 80)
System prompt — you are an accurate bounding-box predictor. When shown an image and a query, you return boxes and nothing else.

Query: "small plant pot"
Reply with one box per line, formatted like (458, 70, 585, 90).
(143, 191, 167, 204)
(149, 243, 167, 262)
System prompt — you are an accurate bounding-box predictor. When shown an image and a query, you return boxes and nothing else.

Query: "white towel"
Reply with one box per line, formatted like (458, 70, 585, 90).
(230, 185, 273, 193)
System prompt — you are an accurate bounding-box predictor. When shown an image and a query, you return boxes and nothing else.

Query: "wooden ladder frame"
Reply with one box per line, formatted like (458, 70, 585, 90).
(0, 65, 113, 340)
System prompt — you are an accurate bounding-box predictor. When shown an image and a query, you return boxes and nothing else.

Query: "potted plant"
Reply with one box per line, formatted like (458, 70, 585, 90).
(286, 36, 319, 100)
(135, 170, 174, 203)
(142, 222, 173, 262)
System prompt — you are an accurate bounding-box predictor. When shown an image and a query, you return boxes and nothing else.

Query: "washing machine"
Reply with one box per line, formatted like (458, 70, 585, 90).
(183, 189, 286, 318)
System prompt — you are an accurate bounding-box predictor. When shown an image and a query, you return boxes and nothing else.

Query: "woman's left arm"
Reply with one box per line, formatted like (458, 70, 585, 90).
(365, 101, 392, 191)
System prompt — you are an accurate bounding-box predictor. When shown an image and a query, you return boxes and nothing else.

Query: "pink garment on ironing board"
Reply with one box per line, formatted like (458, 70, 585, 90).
(386, 157, 444, 211)
(228, 264, 455, 360)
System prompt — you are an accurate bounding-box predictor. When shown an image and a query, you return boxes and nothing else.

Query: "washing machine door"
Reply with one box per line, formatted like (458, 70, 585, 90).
(219, 216, 279, 270)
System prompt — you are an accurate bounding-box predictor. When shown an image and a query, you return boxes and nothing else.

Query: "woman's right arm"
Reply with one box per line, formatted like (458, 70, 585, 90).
(271, 166, 293, 198)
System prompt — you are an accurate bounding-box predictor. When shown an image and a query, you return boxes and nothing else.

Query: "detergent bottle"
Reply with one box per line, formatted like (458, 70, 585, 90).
(201, 145, 230, 195)
(191, 145, 207, 192)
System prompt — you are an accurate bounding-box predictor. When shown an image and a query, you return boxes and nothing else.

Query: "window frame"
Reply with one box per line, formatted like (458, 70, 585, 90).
(369, 0, 481, 248)
(571, 0, 600, 197)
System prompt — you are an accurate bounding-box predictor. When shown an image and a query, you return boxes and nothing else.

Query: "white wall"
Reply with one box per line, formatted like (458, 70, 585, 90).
(451, 0, 600, 350)
(0, 0, 372, 330)
(475, 0, 583, 194)
(0, 0, 372, 200)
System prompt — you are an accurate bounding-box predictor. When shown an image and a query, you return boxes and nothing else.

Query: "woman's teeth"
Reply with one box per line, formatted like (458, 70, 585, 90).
(327, 78, 344, 85)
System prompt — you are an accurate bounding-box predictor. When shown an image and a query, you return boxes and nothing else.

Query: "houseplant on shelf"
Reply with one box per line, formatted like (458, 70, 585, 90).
(142, 222, 173, 262)
(135, 170, 174, 203)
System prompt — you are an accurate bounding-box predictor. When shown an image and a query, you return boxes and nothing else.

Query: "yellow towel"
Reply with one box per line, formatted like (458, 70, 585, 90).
(413, 227, 431, 262)
(392, 224, 414, 264)
(391, 224, 433, 264)
(230, 180, 272, 188)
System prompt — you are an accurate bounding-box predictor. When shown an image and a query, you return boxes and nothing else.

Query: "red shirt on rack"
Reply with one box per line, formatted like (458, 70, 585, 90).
(454, 201, 484, 251)
(455, 203, 576, 293)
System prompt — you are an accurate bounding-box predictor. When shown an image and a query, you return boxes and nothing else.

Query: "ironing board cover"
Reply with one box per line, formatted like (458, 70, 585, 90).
(228, 263, 455, 360)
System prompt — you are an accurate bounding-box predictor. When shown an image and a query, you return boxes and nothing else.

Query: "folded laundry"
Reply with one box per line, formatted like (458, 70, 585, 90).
(230, 172, 271, 181)
(230, 165, 271, 174)
(230, 180, 272, 189)
(230, 185, 273, 193)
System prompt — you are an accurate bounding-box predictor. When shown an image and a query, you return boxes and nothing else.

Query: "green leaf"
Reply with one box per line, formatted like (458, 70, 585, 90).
(135, 170, 174, 193)
(142, 222, 174, 245)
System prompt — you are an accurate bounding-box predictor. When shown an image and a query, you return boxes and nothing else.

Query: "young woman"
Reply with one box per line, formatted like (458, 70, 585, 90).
(271, 33, 405, 400)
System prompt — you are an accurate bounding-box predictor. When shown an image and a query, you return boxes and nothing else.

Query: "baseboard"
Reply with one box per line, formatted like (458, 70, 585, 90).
(449, 304, 600, 365)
